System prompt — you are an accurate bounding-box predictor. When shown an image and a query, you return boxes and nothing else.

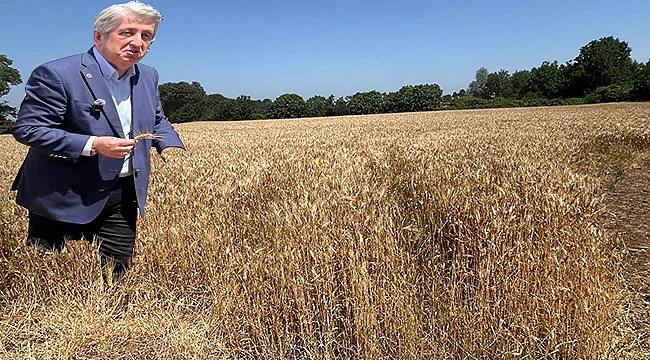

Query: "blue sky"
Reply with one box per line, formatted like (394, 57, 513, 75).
(2, 0, 649, 108)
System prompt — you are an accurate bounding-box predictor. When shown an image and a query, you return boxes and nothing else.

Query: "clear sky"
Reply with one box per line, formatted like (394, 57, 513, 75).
(1, 0, 649, 108)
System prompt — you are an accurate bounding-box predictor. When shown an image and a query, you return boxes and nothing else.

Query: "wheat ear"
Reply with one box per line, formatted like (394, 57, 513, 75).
(133, 132, 163, 141)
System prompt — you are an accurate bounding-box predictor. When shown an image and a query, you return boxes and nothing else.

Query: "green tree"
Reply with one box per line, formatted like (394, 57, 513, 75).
(207, 98, 235, 121)
(510, 69, 532, 99)
(205, 95, 258, 121)
(451, 89, 467, 99)
(571, 36, 635, 95)
(269, 93, 306, 119)
(168, 102, 204, 123)
(385, 84, 443, 113)
(159, 81, 207, 123)
(231, 95, 255, 120)
(467, 67, 489, 98)
(484, 69, 512, 98)
(346, 90, 384, 115)
(205, 93, 228, 109)
(630, 60, 650, 101)
(331, 96, 349, 116)
(0, 54, 22, 133)
(586, 83, 632, 103)
(305, 95, 334, 117)
(203, 93, 228, 120)
(528, 61, 565, 99)
(251, 98, 272, 119)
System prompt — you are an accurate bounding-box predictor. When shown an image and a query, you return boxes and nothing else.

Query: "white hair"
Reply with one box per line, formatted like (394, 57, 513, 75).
(94, 1, 163, 38)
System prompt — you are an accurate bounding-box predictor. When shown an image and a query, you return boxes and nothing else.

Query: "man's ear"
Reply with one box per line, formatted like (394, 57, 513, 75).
(93, 30, 102, 46)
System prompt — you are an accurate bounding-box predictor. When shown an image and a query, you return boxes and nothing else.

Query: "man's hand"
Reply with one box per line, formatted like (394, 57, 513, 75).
(93, 137, 136, 158)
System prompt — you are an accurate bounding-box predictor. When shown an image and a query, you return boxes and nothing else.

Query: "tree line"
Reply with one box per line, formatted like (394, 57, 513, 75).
(158, 36, 649, 123)
(158, 82, 444, 123)
(1, 36, 649, 129)
(463, 36, 650, 106)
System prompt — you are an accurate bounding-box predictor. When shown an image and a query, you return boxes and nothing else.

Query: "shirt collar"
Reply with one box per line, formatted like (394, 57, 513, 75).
(92, 47, 135, 81)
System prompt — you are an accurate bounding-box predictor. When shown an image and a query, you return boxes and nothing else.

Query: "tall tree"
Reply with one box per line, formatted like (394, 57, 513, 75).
(571, 36, 635, 95)
(251, 98, 272, 119)
(528, 61, 565, 99)
(467, 67, 489, 98)
(331, 96, 349, 116)
(630, 60, 650, 101)
(346, 90, 384, 115)
(0, 54, 22, 133)
(305, 95, 333, 117)
(206, 96, 260, 121)
(385, 84, 443, 113)
(510, 69, 532, 99)
(231, 95, 255, 120)
(484, 69, 512, 98)
(158, 81, 207, 123)
(269, 93, 306, 119)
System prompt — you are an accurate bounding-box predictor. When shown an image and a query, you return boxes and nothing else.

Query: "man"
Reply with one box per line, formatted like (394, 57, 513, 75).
(12, 1, 184, 284)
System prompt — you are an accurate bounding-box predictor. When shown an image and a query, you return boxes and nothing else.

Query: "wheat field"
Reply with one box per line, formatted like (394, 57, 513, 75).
(1, 103, 649, 359)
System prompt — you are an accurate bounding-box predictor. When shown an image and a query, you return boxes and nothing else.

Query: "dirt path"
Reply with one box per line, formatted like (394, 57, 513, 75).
(603, 165, 650, 349)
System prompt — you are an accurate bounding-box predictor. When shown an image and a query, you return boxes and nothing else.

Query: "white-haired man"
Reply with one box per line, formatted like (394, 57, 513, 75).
(12, 1, 184, 284)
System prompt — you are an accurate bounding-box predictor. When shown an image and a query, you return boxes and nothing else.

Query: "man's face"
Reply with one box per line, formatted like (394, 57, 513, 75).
(94, 16, 155, 76)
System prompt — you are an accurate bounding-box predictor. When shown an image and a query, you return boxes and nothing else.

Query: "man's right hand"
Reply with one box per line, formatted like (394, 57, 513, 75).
(92, 137, 136, 159)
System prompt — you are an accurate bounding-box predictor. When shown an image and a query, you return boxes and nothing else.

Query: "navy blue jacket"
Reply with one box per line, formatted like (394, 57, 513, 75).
(12, 49, 184, 223)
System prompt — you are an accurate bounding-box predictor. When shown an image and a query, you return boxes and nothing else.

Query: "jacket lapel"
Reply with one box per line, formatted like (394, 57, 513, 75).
(80, 50, 125, 138)
(130, 65, 142, 136)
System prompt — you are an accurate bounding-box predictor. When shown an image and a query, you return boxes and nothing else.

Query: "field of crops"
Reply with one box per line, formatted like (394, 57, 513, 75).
(1, 103, 649, 359)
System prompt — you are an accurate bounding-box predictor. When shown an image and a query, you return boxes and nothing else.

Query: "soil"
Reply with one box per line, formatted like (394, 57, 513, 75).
(603, 164, 650, 349)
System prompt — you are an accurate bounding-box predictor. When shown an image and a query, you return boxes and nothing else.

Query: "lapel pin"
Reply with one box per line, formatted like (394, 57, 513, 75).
(86, 73, 93, 79)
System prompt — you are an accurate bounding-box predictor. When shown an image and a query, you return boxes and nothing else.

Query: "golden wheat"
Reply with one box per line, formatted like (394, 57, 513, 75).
(133, 132, 162, 141)
(0, 103, 648, 359)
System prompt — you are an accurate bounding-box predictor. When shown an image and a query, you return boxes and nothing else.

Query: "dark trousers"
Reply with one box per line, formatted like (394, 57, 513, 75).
(26, 176, 138, 284)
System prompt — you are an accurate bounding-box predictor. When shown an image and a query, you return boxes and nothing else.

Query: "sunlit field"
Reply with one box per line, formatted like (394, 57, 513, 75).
(1, 103, 649, 359)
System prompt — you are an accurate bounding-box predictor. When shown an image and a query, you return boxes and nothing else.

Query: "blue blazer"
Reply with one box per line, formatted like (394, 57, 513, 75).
(12, 48, 184, 224)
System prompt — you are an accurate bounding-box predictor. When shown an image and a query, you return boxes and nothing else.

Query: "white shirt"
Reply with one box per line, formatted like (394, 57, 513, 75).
(83, 48, 135, 177)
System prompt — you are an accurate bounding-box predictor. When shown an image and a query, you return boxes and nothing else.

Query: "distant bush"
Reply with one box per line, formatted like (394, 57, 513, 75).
(447, 97, 490, 110)
(587, 84, 632, 103)
(551, 98, 587, 106)
(487, 97, 523, 108)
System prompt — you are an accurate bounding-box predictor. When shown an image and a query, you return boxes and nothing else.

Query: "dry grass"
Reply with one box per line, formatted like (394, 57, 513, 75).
(1, 103, 649, 359)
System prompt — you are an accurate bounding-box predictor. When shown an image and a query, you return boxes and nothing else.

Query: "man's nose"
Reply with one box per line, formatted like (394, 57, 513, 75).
(130, 34, 144, 47)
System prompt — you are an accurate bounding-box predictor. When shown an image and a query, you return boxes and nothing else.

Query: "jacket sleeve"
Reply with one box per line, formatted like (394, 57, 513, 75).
(12, 64, 89, 162)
